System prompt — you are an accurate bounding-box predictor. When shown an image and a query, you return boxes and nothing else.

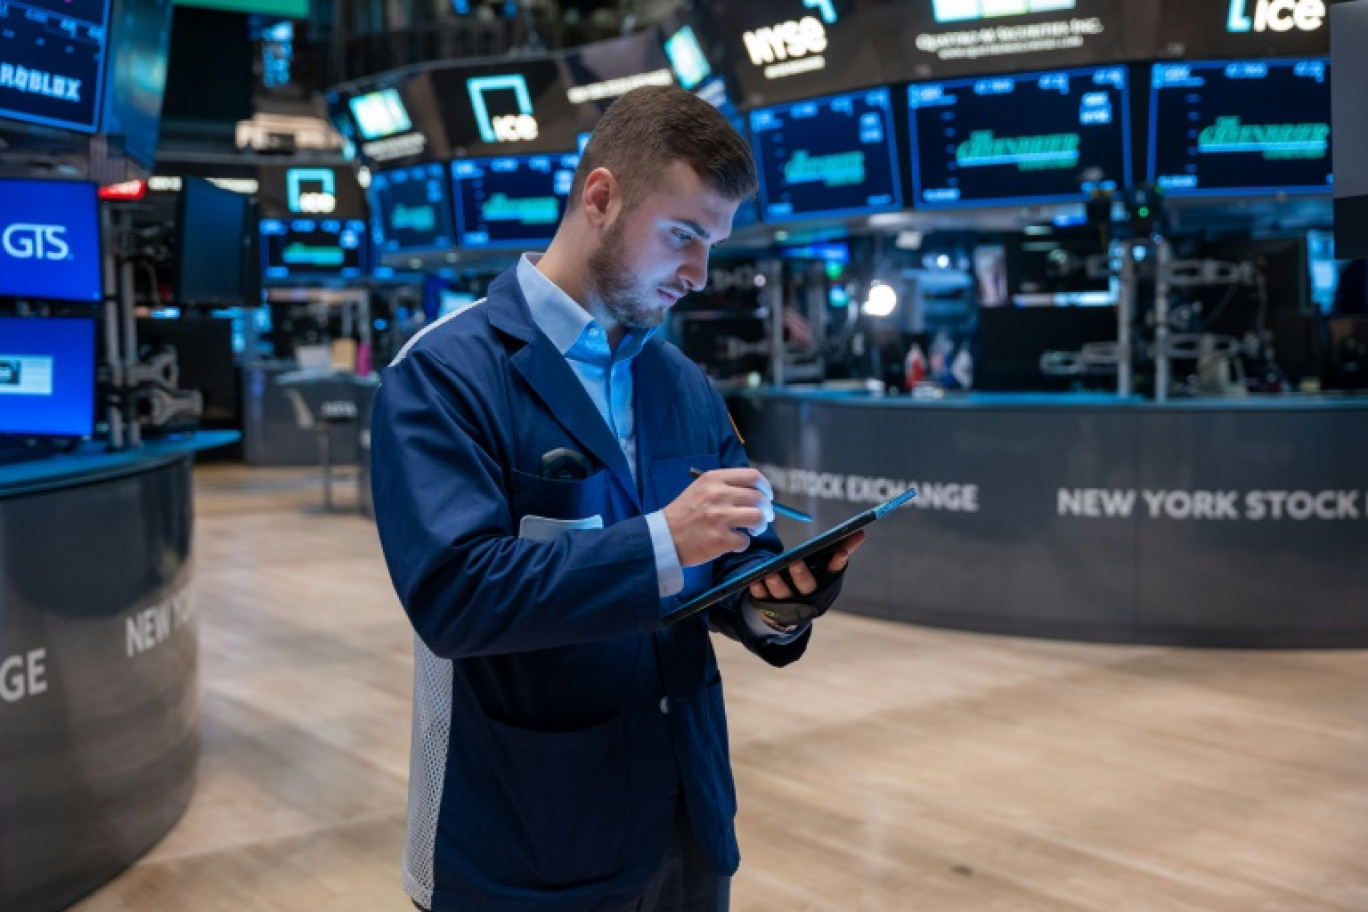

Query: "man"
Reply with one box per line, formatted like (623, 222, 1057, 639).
(371, 85, 864, 912)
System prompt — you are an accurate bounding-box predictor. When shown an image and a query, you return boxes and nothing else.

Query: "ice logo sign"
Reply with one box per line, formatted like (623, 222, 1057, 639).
(1227, 0, 1326, 33)
(2, 224, 70, 261)
(466, 75, 540, 143)
(287, 168, 337, 214)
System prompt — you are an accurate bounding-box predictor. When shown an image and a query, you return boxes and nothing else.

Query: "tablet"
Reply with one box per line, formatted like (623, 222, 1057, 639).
(662, 486, 917, 626)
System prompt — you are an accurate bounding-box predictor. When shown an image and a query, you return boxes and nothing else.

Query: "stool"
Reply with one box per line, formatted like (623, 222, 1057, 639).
(283, 388, 359, 511)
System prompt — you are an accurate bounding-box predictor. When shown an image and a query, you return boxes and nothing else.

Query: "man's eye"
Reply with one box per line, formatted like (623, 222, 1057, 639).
(673, 229, 693, 244)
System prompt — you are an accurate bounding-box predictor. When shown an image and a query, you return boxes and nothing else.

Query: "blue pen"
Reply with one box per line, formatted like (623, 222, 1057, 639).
(689, 468, 814, 523)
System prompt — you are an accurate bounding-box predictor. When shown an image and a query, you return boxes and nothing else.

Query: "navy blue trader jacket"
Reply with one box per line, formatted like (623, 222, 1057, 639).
(371, 267, 812, 912)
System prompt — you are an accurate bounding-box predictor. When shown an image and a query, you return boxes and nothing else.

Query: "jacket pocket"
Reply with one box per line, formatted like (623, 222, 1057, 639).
(480, 714, 630, 887)
(508, 467, 610, 523)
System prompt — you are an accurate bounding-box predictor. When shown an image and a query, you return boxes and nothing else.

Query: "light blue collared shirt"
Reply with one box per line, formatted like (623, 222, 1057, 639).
(517, 254, 685, 600)
(517, 254, 799, 641)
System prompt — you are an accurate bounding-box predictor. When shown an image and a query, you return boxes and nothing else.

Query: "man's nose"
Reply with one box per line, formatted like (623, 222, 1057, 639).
(678, 249, 708, 292)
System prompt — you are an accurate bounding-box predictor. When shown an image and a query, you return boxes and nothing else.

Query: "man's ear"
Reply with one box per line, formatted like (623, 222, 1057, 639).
(581, 167, 619, 229)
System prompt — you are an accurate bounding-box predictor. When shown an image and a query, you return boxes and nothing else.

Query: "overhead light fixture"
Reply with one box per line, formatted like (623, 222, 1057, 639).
(863, 282, 898, 317)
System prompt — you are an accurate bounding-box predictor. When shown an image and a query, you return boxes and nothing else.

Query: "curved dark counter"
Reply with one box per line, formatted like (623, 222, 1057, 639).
(0, 432, 238, 912)
(730, 391, 1368, 648)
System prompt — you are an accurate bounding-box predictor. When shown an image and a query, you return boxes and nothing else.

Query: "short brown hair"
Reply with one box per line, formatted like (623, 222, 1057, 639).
(569, 85, 757, 211)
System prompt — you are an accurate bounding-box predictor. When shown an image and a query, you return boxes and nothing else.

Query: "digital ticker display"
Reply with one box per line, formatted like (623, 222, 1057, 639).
(370, 164, 455, 254)
(450, 153, 577, 249)
(0, 316, 97, 437)
(0, 0, 109, 131)
(749, 88, 902, 222)
(1149, 59, 1333, 197)
(261, 218, 368, 280)
(909, 65, 1131, 208)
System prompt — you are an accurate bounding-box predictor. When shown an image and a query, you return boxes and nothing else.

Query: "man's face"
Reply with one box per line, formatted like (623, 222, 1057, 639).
(586, 160, 740, 332)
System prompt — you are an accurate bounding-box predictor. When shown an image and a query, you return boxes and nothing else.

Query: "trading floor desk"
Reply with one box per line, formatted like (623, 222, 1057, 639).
(0, 431, 238, 912)
(729, 391, 1368, 648)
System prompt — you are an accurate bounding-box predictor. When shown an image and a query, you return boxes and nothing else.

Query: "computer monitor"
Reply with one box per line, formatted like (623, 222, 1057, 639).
(371, 164, 456, 254)
(0, 317, 98, 437)
(0, 179, 104, 303)
(349, 88, 413, 141)
(176, 177, 254, 304)
(908, 65, 1131, 208)
(450, 153, 578, 250)
(0, 0, 109, 132)
(749, 87, 903, 222)
(260, 218, 369, 281)
(664, 25, 711, 91)
(99, 0, 175, 169)
(1149, 59, 1333, 197)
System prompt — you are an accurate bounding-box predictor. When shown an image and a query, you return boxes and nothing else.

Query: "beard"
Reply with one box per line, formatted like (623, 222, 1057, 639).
(586, 217, 668, 331)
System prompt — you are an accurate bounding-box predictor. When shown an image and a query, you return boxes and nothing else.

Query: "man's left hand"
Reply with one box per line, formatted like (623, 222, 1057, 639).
(747, 530, 866, 630)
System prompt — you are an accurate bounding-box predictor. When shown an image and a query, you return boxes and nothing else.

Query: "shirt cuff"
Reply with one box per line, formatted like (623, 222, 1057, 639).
(742, 601, 810, 645)
(645, 510, 684, 599)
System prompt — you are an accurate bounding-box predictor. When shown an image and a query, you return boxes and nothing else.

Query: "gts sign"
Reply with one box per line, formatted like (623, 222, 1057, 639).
(467, 75, 540, 143)
(2, 224, 70, 261)
(1227, 0, 1326, 33)
(742, 0, 837, 67)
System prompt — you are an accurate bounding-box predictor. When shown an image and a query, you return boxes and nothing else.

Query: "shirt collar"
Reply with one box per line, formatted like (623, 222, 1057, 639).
(516, 252, 655, 363)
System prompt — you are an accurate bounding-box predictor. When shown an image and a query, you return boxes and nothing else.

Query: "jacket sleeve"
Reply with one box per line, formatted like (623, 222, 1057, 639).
(371, 347, 661, 659)
(700, 387, 811, 668)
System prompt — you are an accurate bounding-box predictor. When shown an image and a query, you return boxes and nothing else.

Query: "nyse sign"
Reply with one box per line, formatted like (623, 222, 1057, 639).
(1228, 0, 1326, 33)
(741, 0, 838, 80)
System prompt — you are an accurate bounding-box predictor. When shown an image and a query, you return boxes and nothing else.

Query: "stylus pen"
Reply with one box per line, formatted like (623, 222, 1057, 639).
(689, 468, 814, 523)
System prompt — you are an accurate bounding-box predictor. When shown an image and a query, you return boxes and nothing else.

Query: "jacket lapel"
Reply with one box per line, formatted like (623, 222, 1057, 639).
(633, 337, 684, 497)
(488, 269, 642, 510)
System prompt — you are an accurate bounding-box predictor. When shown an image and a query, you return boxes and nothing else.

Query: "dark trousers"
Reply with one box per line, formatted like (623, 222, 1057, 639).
(602, 799, 730, 912)
(414, 799, 730, 912)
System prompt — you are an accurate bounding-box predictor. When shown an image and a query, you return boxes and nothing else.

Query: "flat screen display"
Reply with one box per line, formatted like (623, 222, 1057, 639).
(665, 25, 711, 91)
(450, 153, 578, 249)
(177, 176, 252, 303)
(0, 316, 97, 437)
(0, 179, 103, 303)
(349, 88, 412, 141)
(909, 65, 1131, 208)
(1152, 0, 1342, 60)
(888, 0, 1127, 81)
(0, 0, 109, 132)
(260, 218, 367, 280)
(707, 0, 893, 108)
(100, 0, 175, 168)
(1149, 59, 1332, 197)
(371, 163, 455, 253)
(429, 58, 577, 156)
(749, 87, 902, 222)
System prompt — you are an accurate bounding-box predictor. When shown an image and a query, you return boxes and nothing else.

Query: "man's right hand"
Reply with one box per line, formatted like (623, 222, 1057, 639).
(662, 468, 773, 567)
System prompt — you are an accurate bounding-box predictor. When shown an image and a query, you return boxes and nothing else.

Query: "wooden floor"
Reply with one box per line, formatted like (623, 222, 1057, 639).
(74, 464, 1368, 912)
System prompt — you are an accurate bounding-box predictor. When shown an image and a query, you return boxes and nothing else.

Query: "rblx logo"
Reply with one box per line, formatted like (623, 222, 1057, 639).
(3, 224, 70, 261)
